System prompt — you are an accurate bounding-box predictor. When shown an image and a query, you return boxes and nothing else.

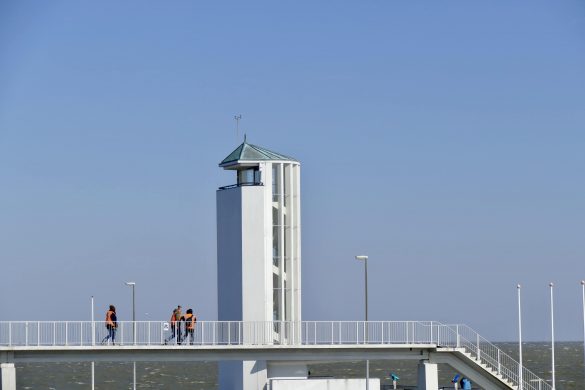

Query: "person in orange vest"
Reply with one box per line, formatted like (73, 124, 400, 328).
(165, 306, 183, 344)
(101, 305, 117, 345)
(182, 308, 197, 345)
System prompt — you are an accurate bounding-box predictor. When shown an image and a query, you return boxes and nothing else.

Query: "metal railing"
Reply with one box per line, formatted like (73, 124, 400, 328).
(0, 321, 550, 390)
(433, 324, 552, 390)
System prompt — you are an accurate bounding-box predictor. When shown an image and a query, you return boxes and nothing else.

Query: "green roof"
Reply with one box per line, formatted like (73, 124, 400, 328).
(220, 141, 298, 166)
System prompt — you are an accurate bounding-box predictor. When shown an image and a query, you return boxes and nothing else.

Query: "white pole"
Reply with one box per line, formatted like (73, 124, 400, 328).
(356, 255, 369, 390)
(581, 280, 585, 378)
(549, 282, 556, 390)
(125, 282, 137, 390)
(91, 296, 95, 390)
(517, 284, 523, 390)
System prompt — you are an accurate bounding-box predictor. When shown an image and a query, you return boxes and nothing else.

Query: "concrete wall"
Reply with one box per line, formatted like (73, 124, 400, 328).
(217, 187, 243, 321)
(240, 186, 269, 323)
(270, 378, 380, 390)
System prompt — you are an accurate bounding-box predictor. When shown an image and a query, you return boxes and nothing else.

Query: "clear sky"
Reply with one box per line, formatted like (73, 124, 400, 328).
(1, 1, 584, 342)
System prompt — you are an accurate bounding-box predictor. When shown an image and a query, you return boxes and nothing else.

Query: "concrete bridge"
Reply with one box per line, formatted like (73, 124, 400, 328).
(0, 320, 550, 390)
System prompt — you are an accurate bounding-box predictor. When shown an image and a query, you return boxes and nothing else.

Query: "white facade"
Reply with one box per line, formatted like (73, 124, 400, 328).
(217, 142, 302, 390)
(271, 378, 380, 390)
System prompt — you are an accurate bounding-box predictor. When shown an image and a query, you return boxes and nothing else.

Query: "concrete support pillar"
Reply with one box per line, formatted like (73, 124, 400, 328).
(1, 363, 16, 390)
(243, 360, 267, 390)
(417, 360, 439, 390)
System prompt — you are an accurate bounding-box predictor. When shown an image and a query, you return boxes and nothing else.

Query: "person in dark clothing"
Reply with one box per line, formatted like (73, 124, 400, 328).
(101, 305, 117, 345)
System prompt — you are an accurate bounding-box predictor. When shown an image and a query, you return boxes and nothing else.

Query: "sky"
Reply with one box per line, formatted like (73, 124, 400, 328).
(1, 1, 584, 342)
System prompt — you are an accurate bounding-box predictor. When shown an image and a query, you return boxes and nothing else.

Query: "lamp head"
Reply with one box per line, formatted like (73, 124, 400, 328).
(517, 284, 521, 289)
(581, 280, 585, 286)
(549, 282, 554, 287)
(125, 282, 136, 286)
(355, 255, 368, 261)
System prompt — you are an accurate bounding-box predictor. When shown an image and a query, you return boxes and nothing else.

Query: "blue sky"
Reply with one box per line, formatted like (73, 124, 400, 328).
(1, 1, 584, 342)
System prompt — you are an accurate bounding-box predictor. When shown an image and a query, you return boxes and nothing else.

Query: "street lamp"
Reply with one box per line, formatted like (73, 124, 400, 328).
(549, 282, 555, 390)
(517, 285, 523, 390)
(125, 282, 136, 338)
(355, 255, 369, 390)
(125, 282, 136, 390)
(581, 280, 585, 379)
(91, 296, 95, 390)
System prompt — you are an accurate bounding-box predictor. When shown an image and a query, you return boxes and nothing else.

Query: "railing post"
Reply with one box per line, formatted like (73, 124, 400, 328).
(80, 321, 83, 346)
(53, 322, 56, 346)
(148, 322, 151, 345)
(411, 322, 415, 343)
(456, 325, 460, 348)
(213, 321, 216, 345)
(328, 322, 332, 345)
(38, 321, 41, 346)
(92, 320, 96, 346)
(429, 321, 433, 344)
(476, 333, 480, 361)
(314, 322, 317, 345)
(160, 322, 163, 345)
(65, 322, 68, 346)
(381, 322, 384, 344)
(338, 322, 341, 344)
(201, 322, 204, 345)
(497, 349, 501, 375)
(406, 322, 409, 344)
(120, 322, 123, 346)
(8, 322, 12, 346)
(25, 321, 28, 346)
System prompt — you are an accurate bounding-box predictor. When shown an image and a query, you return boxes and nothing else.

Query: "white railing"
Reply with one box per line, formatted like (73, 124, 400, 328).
(0, 321, 551, 390)
(0, 321, 435, 347)
(433, 324, 552, 390)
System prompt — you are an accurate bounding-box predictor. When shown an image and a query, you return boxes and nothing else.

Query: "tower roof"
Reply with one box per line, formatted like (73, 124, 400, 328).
(219, 141, 298, 167)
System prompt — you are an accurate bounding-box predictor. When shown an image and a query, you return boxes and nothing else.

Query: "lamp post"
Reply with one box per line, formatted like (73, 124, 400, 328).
(125, 282, 136, 390)
(581, 280, 585, 378)
(549, 282, 555, 390)
(517, 284, 523, 390)
(91, 296, 95, 390)
(355, 255, 369, 390)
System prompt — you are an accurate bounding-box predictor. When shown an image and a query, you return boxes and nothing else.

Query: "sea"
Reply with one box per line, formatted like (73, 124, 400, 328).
(14, 342, 585, 389)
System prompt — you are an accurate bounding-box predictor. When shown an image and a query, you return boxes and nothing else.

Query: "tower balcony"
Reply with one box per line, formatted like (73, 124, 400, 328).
(218, 181, 264, 191)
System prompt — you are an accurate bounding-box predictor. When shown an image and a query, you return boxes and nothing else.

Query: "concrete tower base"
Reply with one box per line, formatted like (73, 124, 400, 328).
(417, 360, 439, 390)
(1, 363, 16, 390)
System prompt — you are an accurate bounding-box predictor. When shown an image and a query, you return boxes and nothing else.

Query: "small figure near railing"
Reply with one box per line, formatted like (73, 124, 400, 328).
(101, 305, 117, 345)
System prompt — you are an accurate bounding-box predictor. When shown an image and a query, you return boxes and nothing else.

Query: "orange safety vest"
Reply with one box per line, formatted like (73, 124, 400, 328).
(170, 312, 177, 325)
(184, 313, 196, 330)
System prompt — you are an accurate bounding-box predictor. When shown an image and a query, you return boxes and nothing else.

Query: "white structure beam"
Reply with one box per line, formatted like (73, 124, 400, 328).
(1, 363, 16, 390)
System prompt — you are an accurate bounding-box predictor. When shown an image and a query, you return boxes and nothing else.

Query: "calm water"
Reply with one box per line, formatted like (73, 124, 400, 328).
(15, 342, 585, 389)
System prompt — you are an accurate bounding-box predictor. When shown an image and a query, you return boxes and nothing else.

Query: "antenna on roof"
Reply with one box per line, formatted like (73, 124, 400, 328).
(234, 114, 242, 143)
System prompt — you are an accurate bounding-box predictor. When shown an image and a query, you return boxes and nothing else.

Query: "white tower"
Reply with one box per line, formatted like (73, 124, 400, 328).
(217, 140, 303, 390)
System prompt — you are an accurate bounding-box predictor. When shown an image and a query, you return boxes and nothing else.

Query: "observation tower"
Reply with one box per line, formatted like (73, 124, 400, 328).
(216, 140, 304, 390)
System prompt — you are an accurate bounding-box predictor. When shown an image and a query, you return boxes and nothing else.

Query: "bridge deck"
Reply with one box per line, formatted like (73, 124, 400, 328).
(0, 320, 548, 390)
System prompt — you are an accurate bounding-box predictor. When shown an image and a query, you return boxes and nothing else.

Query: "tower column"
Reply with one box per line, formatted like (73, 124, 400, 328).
(1, 363, 16, 390)
(417, 360, 439, 390)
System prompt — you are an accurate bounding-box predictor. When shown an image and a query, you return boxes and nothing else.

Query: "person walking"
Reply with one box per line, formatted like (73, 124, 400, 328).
(165, 309, 177, 344)
(174, 305, 183, 344)
(182, 308, 197, 345)
(101, 305, 117, 345)
(165, 307, 183, 344)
